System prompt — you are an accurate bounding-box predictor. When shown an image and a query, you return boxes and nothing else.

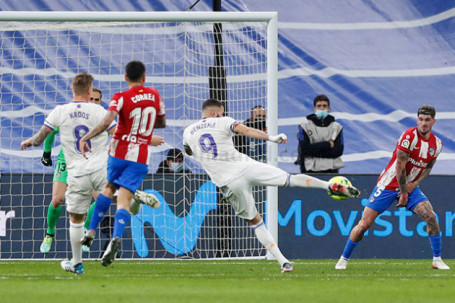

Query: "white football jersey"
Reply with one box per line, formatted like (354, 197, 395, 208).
(183, 116, 254, 187)
(44, 101, 116, 177)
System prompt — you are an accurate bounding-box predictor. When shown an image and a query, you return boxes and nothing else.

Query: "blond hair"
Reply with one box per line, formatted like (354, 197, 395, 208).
(72, 72, 94, 96)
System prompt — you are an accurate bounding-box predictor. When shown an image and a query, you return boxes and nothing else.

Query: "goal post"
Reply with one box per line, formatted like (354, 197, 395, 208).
(0, 11, 279, 260)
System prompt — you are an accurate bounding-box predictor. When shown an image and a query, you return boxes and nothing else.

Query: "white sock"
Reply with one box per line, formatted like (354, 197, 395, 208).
(70, 222, 84, 265)
(289, 174, 329, 190)
(252, 221, 288, 266)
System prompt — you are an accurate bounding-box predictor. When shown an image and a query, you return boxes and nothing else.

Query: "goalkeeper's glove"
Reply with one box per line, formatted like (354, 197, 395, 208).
(268, 133, 288, 144)
(41, 151, 52, 166)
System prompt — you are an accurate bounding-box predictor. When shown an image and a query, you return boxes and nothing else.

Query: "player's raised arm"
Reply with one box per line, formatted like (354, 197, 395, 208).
(79, 110, 117, 158)
(234, 123, 287, 144)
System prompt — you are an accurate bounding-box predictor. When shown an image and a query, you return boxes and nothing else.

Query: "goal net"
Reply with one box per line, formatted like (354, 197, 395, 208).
(0, 12, 278, 260)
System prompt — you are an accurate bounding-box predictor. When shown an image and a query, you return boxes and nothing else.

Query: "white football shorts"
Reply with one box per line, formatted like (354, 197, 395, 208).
(65, 168, 107, 214)
(221, 161, 289, 220)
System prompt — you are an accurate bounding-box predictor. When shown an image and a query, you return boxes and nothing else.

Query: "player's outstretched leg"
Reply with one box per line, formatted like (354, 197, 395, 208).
(329, 182, 360, 198)
(288, 174, 360, 198)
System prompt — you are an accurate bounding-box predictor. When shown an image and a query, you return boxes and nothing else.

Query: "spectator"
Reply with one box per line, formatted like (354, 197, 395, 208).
(233, 105, 267, 162)
(156, 148, 191, 173)
(295, 95, 344, 173)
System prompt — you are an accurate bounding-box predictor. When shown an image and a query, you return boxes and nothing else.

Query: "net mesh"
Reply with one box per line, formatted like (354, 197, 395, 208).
(0, 20, 270, 259)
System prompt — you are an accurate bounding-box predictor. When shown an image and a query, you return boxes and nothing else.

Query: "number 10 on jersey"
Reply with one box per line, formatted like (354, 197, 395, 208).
(122, 105, 157, 143)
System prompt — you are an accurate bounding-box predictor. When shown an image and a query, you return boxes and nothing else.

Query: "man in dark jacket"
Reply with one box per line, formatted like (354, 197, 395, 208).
(295, 95, 344, 173)
(156, 148, 191, 174)
(233, 105, 267, 162)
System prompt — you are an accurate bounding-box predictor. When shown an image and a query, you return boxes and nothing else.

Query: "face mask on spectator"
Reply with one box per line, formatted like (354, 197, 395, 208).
(170, 162, 184, 172)
(315, 110, 329, 120)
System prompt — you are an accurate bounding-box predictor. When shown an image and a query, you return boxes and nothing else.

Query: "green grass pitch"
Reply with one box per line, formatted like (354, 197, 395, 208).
(1, 259, 454, 303)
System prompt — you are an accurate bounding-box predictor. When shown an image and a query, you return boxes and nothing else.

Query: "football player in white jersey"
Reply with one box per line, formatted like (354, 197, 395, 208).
(183, 99, 360, 273)
(21, 72, 116, 275)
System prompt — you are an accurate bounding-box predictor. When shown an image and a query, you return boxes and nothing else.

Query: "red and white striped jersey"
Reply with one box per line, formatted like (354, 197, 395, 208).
(377, 127, 442, 190)
(108, 85, 165, 164)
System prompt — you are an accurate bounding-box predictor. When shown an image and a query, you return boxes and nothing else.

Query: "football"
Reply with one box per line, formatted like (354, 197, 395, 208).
(328, 176, 352, 200)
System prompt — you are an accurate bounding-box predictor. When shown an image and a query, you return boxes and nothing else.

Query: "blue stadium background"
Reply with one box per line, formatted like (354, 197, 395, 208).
(1, 0, 454, 175)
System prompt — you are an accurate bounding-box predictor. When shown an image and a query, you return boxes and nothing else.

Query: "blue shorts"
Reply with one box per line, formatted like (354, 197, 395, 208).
(366, 186, 429, 213)
(107, 156, 148, 193)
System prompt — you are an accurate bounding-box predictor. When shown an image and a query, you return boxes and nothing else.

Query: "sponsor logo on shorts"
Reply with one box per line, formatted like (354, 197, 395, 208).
(369, 197, 375, 203)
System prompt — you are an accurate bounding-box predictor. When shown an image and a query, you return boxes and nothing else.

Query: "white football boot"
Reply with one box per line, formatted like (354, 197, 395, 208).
(335, 256, 349, 270)
(432, 257, 450, 270)
(130, 190, 160, 214)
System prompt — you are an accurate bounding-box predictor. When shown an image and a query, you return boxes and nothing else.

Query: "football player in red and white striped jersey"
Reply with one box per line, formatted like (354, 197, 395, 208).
(336, 105, 449, 270)
(78, 60, 165, 267)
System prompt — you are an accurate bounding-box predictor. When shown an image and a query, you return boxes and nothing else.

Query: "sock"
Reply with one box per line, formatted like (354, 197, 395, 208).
(70, 222, 84, 265)
(289, 174, 329, 190)
(429, 234, 441, 258)
(252, 221, 288, 266)
(84, 202, 96, 230)
(342, 238, 359, 259)
(113, 208, 131, 239)
(88, 194, 112, 233)
(46, 204, 62, 235)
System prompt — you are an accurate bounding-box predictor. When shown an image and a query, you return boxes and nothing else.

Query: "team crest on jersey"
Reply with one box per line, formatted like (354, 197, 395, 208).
(429, 147, 435, 156)
(400, 139, 410, 148)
